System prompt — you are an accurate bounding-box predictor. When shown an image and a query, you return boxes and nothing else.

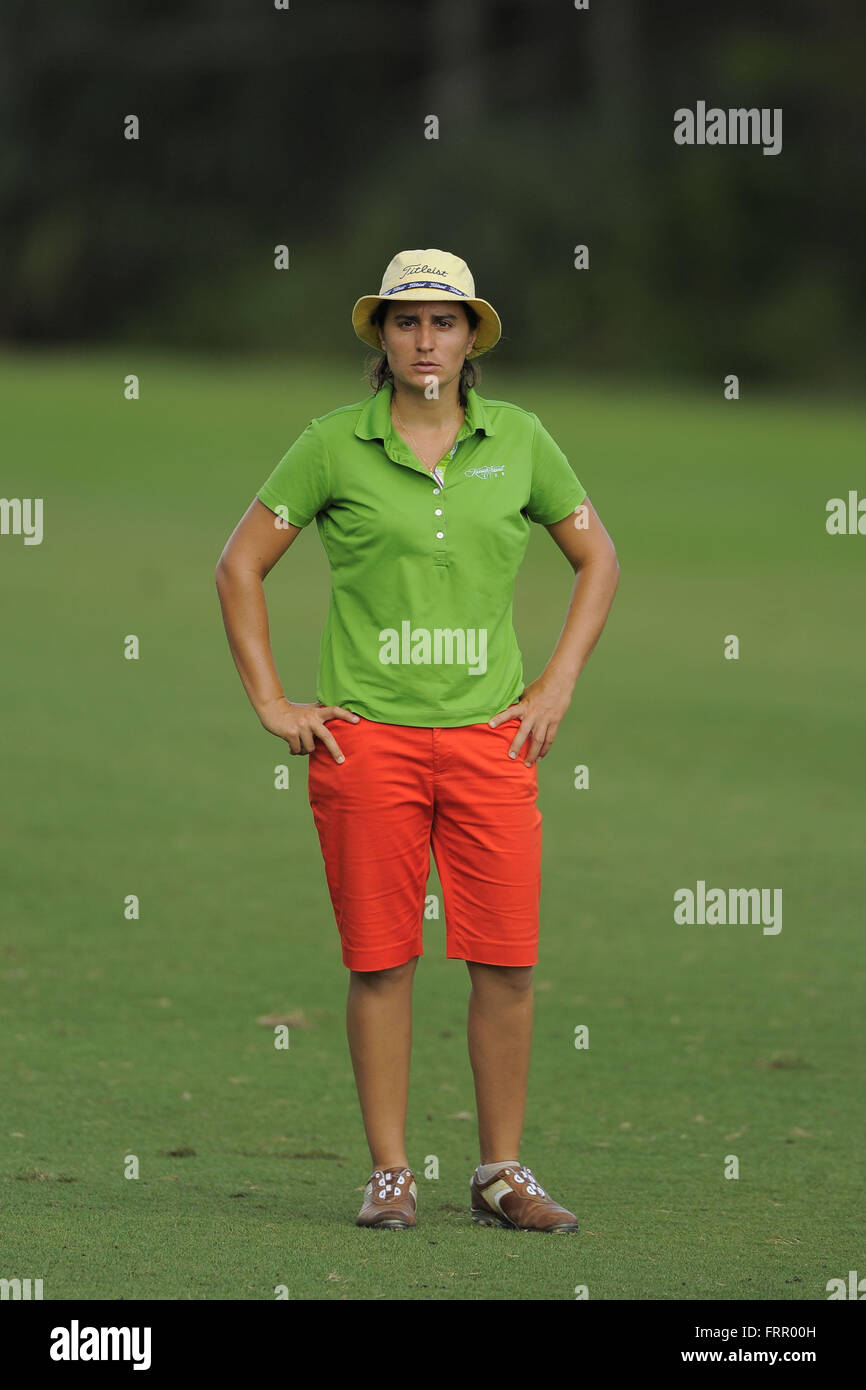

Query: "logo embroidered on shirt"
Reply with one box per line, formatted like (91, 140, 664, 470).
(464, 465, 505, 479)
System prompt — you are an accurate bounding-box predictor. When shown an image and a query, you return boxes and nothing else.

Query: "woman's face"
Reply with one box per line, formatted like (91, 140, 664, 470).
(378, 300, 477, 397)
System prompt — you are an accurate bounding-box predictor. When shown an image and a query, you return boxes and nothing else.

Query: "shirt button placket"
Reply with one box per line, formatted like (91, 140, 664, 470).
(434, 469, 444, 541)
(432, 463, 447, 562)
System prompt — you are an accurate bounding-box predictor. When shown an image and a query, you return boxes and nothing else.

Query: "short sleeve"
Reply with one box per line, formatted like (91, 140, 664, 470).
(255, 420, 331, 528)
(525, 415, 587, 525)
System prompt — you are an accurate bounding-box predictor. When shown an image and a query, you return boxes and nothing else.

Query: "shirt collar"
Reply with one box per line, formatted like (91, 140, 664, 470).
(354, 377, 495, 447)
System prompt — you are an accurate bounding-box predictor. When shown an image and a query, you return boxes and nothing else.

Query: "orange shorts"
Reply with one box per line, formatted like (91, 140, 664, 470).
(307, 716, 542, 971)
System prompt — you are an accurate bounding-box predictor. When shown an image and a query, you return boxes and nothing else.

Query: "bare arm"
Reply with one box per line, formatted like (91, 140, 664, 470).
(490, 496, 620, 762)
(539, 496, 620, 691)
(214, 499, 358, 761)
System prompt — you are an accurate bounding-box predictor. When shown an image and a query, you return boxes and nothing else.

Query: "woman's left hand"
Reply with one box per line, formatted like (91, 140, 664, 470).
(488, 675, 574, 765)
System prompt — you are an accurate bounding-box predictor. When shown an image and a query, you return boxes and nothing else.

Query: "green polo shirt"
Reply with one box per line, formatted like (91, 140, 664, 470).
(255, 378, 587, 727)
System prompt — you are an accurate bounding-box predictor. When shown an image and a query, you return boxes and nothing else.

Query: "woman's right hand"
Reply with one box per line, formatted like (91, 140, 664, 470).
(258, 698, 359, 763)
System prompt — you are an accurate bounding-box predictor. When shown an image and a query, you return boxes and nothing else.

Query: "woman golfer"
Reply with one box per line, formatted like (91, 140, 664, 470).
(216, 248, 619, 1232)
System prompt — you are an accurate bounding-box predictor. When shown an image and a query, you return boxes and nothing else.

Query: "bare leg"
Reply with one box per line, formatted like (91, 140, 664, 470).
(466, 962, 534, 1163)
(346, 956, 419, 1170)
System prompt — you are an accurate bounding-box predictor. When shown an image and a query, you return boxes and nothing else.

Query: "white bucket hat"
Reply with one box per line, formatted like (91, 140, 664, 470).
(352, 248, 502, 359)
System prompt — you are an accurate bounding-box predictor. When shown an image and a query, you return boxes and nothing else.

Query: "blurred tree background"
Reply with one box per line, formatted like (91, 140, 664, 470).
(1, 0, 863, 387)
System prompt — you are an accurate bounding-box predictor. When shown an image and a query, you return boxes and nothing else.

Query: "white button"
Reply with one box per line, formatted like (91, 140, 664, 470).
(434, 508, 443, 516)
(436, 531, 444, 539)
(433, 487, 440, 495)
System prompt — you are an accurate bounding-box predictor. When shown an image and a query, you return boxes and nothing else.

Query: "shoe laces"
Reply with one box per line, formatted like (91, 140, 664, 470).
(506, 1164, 546, 1198)
(371, 1167, 409, 1200)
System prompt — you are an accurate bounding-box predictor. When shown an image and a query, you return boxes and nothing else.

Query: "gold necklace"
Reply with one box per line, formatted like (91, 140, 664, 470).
(392, 400, 463, 472)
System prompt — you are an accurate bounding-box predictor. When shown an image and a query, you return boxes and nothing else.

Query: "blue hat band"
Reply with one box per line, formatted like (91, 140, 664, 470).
(384, 280, 468, 297)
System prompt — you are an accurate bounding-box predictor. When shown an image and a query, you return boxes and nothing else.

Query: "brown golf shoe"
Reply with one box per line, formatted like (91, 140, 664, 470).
(470, 1164, 579, 1233)
(356, 1167, 417, 1229)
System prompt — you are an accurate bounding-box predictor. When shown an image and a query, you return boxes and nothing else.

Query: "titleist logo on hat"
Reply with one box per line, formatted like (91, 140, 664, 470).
(400, 263, 449, 278)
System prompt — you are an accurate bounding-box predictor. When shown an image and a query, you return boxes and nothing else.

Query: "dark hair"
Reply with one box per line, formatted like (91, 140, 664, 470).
(364, 300, 482, 407)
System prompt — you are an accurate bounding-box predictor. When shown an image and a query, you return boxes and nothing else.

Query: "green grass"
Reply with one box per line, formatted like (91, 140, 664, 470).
(1, 348, 864, 1300)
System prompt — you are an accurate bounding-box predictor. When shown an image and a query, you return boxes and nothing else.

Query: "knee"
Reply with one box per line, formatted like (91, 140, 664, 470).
(350, 956, 419, 990)
(468, 962, 534, 995)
